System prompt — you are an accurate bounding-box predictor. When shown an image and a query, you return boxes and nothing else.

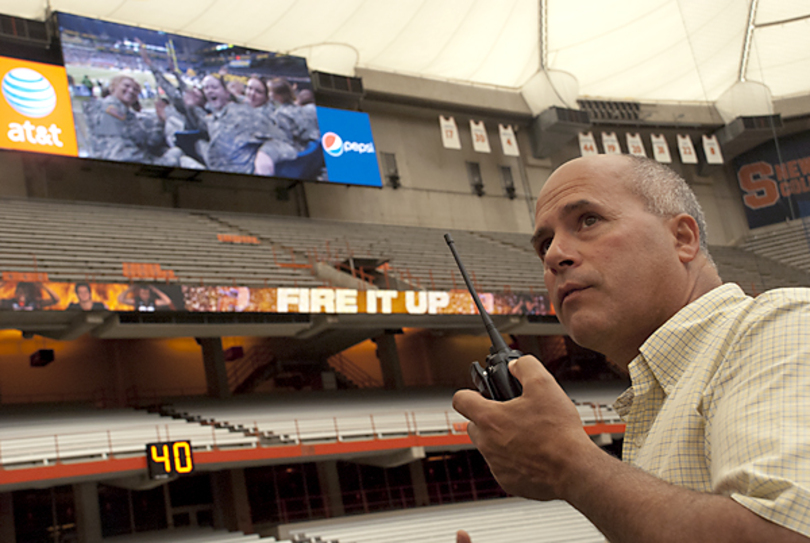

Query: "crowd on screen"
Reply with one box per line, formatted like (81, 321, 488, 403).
(66, 43, 322, 179)
(0, 282, 181, 312)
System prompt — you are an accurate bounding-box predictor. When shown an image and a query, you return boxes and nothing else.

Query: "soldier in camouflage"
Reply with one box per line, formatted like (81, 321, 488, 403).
(200, 74, 297, 175)
(84, 75, 181, 166)
(270, 78, 320, 152)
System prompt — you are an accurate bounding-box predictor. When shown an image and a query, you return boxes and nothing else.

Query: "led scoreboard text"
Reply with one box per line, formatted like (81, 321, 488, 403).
(146, 441, 194, 480)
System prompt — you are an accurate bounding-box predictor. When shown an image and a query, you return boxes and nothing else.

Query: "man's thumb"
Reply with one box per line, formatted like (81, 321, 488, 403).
(456, 529, 472, 543)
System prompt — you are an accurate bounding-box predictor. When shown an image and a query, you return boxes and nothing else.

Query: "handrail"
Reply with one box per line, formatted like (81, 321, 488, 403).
(0, 403, 622, 468)
(327, 352, 382, 388)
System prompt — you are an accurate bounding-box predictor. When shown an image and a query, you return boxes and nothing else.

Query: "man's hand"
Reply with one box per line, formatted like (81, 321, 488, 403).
(453, 355, 599, 501)
(456, 529, 471, 543)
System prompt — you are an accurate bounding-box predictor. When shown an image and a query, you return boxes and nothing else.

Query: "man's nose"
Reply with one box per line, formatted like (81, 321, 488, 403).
(544, 236, 577, 273)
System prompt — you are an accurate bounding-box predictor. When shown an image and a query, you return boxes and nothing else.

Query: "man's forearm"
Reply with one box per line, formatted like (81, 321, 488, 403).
(560, 445, 808, 543)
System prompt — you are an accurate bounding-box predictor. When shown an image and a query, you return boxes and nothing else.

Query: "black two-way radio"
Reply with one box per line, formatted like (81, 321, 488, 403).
(444, 233, 523, 401)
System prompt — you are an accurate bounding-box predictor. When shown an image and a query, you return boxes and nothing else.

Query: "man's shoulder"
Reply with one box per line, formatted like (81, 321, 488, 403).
(755, 286, 810, 305)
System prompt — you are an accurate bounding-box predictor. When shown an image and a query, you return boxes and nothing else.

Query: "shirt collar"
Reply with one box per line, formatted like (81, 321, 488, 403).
(614, 283, 747, 415)
(639, 283, 746, 393)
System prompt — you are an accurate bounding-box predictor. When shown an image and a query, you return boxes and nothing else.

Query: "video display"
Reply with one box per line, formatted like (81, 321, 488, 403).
(57, 12, 324, 181)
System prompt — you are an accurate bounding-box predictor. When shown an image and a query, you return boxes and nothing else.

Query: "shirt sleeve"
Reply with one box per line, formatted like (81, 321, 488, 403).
(710, 292, 810, 537)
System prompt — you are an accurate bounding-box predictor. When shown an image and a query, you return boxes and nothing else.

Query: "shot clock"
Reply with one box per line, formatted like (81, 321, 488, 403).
(145, 441, 195, 479)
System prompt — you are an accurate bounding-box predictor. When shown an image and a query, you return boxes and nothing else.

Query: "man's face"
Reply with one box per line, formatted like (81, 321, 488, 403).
(113, 78, 140, 106)
(138, 288, 151, 302)
(532, 156, 688, 365)
(77, 285, 91, 302)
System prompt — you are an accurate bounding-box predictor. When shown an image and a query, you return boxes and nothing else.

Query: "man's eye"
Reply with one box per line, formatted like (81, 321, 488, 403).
(538, 238, 552, 257)
(582, 214, 599, 227)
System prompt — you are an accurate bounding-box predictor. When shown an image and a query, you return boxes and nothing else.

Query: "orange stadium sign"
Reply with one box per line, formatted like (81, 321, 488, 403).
(0, 56, 78, 157)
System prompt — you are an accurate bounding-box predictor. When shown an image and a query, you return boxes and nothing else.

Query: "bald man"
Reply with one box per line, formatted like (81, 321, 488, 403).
(454, 155, 810, 542)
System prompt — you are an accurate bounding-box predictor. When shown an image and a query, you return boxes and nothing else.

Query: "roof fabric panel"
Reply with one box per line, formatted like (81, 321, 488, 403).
(0, 0, 806, 103)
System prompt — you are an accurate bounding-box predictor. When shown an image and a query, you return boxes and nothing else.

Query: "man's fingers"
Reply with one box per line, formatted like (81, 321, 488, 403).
(456, 529, 472, 543)
(508, 354, 551, 388)
(452, 389, 487, 421)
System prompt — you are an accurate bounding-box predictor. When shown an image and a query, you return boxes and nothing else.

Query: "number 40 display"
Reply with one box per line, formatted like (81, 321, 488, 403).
(146, 441, 194, 479)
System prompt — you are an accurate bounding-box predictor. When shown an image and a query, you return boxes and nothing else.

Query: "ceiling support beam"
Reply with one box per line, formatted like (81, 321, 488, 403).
(738, 0, 759, 82)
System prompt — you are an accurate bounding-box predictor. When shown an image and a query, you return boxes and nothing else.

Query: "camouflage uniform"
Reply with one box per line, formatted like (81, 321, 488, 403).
(85, 95, 180, 166)
(149, 67, 207, 133)
(203, 101, 297, 174)
(273, 102, 320, 152)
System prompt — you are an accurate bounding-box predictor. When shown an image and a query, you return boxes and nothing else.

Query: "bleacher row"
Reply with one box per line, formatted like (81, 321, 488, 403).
(96, 498, 604, 543)
(104, 528, 273, 542)
(281, 497, 604, 543)
(0, 198, 543, 293)
(0, 389, 623, 469)
(740, 217, 810, 278)
(3, 197, 806, 295)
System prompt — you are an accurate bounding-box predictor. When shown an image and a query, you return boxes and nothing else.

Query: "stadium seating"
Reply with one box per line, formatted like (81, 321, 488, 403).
(280, 497, 603, 543)
(1, 197, 806, 295)
(157, 388, 621, 445)
(0, 388, 622, 469)
(103, 527, 280, 542)
(740, 218, 810, 278)
(0, 402, 258, 468)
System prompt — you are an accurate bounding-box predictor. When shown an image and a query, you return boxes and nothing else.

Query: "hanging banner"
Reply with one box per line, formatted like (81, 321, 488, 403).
(677, 134, 698, 164)
(702, 134, 724, 164)
(498, 124, 520, 157)
(601, 132, 621, 155)
(439, 115, 461, 149)
(733, 131, 810, 229)
(625, 133, 646, 157)
(470, 120, 491, 153)
(578, 132, 598, 156)
(650, 134, 672, 163)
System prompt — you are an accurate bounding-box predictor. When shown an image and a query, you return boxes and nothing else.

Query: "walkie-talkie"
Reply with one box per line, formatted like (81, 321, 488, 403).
(444, 233, 523, 401)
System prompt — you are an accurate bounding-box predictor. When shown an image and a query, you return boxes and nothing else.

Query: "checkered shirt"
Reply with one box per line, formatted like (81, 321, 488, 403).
(614, 283, 810, 537)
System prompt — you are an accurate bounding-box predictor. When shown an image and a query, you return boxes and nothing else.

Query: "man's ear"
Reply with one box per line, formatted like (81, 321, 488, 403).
(671, 213, 701, 263)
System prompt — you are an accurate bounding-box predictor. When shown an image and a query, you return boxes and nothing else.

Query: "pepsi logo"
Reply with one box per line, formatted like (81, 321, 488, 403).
(322, 131, 344, 157)
(2, 67, 57, 118)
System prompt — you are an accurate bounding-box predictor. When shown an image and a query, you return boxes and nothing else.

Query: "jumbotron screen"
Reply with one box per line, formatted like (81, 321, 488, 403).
(56, 12, 327, 182)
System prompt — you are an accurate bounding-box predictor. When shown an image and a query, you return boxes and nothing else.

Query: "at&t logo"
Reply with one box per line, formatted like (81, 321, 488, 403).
(322, 131, 375, 158)
(2, 67, 56, 117)
(2, 67, 63, 147)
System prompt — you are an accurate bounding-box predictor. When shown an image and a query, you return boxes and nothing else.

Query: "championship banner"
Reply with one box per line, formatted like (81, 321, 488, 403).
(439, 115, 461, 149)
(498, 124, 519, 157)
(734, 130, 810, 229)
(578, 132, 598, 156)
(625, 133, 646, 157)
(0, 281, 552, 316)
(702, 134, 724, 164)
(650, 134, 672, 163)
(601, 132, 621, 154)
(677, 134, 698, 164)
(469, 120, 491, 153)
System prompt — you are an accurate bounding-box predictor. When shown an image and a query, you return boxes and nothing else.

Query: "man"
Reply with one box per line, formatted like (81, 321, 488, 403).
(271, 78, 320, 152)
(453, 154, 810, 542)
(67, 282, 107, 311)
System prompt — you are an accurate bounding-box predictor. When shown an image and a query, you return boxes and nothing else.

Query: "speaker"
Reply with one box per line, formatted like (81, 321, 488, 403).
(30, 349, 54, 367)
(528, 107, 591, 158)
(714, 115, 783, 160)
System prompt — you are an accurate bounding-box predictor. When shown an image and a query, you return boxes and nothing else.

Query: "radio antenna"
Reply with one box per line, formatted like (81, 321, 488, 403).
(444, 234, 509, 353)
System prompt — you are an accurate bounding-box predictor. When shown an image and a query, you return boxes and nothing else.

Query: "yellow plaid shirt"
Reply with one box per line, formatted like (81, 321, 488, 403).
(614, 283, 810, 537)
